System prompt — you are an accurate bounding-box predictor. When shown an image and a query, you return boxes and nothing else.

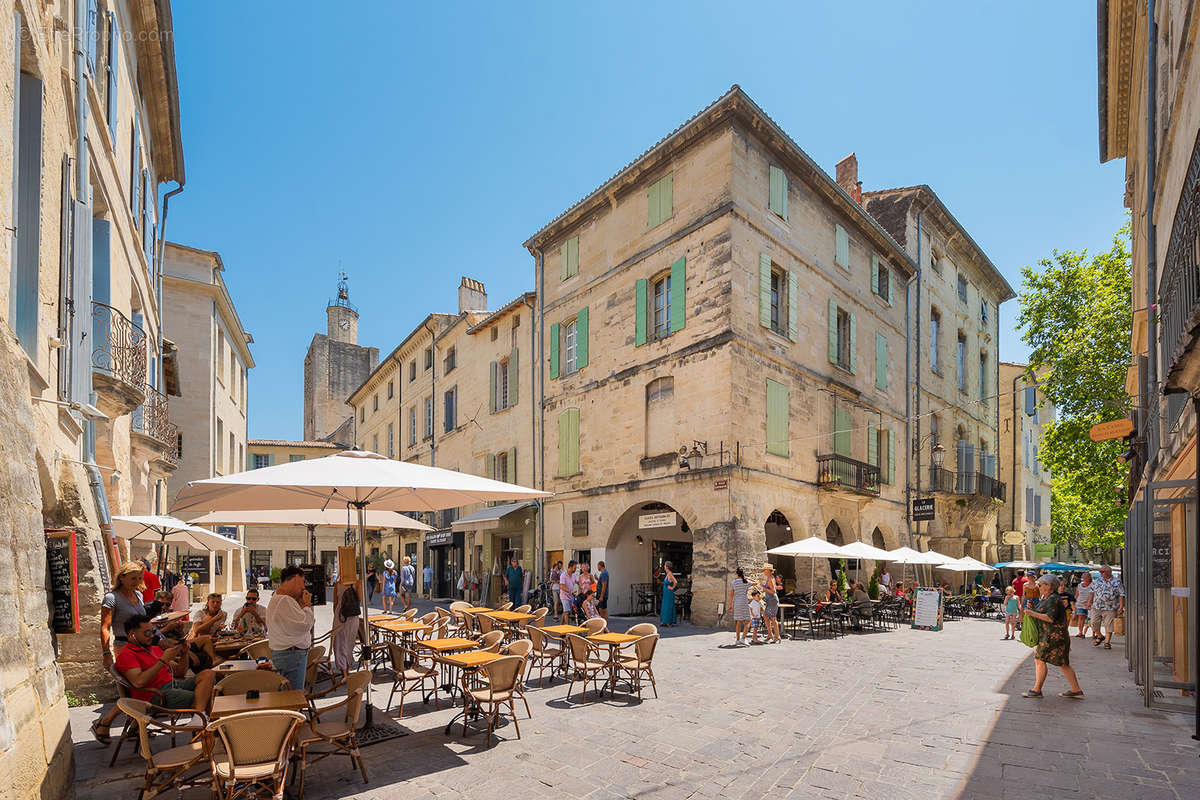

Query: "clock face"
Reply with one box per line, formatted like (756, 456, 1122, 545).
(339, 320, 350, 331)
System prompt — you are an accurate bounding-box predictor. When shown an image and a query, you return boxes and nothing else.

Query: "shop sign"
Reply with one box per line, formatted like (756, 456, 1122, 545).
(1001, 530, 1026, 546)
(425, 529, 454, 546)
(1152, 533, 1171, 588)
(1088, 418, 1134, 442)
(571, 511, 588, 538)
(216, 525, 238, 540)
(912, 497, 935, 521)
(181, 554, 210, 584)
(639, 512, 676, 529)
(713, 479, 727, 491)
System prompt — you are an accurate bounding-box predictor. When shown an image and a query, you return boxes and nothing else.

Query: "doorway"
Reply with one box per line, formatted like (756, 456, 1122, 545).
(765, 510, 796, 591)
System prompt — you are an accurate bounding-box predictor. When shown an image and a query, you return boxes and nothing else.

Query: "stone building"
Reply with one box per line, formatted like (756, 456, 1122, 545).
(162, 241, 254, 596)
(1098, 0, 1198, 716)
(348, 279, 538, 601)
(524, 87, 916, 625)
(1, 1, 184, 794)
(303, 275, 378, 441)
(997, 363, 1054, 561)
(862, 180, 1015, 561)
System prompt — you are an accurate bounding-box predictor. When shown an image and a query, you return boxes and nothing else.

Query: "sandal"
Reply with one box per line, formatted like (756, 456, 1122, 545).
(1104, 642, 1112, 649)
(89, 721, 112, 746)
(1021, 690, 1043, 698)
(1059, 690, 1084, 699)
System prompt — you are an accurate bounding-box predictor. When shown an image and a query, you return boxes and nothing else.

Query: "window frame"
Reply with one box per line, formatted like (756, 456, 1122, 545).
(650, 271, 672, 340)
(957, 273, 968, 304)
(423, 396, 433, 440)
(930, 309, 942, 373)
(423, 347, 433, 372)
(835, 307, 852, 371)
(387, 381, 394, 399)
(408, 406, 417, 446)
(956, 332, 968, 392)
(497, 358, 511, 411)
(769, 267, 787, 337)
(443, 385, 457, 433)
(562, 318, 578, 375)
(253, 453, 270, 470)
(444, 346, 456, 374)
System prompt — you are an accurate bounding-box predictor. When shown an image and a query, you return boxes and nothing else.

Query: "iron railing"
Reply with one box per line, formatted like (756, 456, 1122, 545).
(132, 384, 172, 447)
(1159, 129, 1200, 389)
(91, 301, 147, 388)
(929, 467, 1005, 501)
(161, 423, 181, 467)
(817, 453, 880, 495)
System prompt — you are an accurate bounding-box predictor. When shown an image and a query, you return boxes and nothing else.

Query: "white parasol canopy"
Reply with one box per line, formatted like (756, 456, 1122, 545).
(185, 508, 433, 530)
(836, 540, 892, 561)
(111, 514, 246, 552)
(766, 536, 843, 557)
(884, 546, 955, 565)
(937, 556, 997, 572)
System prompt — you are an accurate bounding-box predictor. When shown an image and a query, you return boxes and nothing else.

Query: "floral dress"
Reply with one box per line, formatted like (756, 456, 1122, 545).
(1034, 594, 1070, 666)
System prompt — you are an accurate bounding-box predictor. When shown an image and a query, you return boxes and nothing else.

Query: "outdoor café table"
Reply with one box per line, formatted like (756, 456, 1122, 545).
(484, 609, 536, 640)
(776, 603, 796, 639)
(416, 637, 480, 697)
(440, 650, 503, 735)
(374, 620, 432, 644)
(213, 660, 269, 675)
(212, 634, 254, 656)
(587, 632, 639, 695)
(538, 624, 589, 678)
(461, 606, 493, 613)
(209, 689, 307, 719)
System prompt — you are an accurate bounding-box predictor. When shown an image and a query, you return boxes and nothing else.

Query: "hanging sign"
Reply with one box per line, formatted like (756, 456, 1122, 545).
(639, 512, 676, 529)
(216, 526, 238, 540)
(912, 497, 935, 522)
(713, 479, 728, 491)
(46, 530, 80, 634)
(425, 529, 454, 546)
(1001, 530, 1026, 546)
(911, 588, 943, 631)
(1088, 418, 1134, 442)
(1152, 533, 1172, 588)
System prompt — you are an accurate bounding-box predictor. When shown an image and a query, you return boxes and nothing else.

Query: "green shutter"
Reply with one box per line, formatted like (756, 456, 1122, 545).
(769, 165, 787, 220)
(661, 172, 673, 223)
(887, 429, 895, 484)
(875, 333, 887, 391)
(635, 279, 648, 346)
(549, 323, 560, 379)
(560, 240, 569, 280)
(848, 313, 857, 374)
(834, 407, 852, 457)
(489, 361, 498, 412)
(787, 270, 799, 342)
(557, 411, 570, 476)
(670, 256, 686, 332)
(871, 255, 879, 295)
(766, 379, 788, 456)
(867, 422, 878, 466)
(508, 447, 517, 483)
(835, 224, 849, 269)
(268, 454, 275, 467)
(827, 299, 838, 364)
(568, 408, 580, 474)
(576, 307, 589, 368)
(759, 254, 772, 328)
(647, 180, 660, 228)
(885, 265, 893, 304)
(509, 347, 519, 406)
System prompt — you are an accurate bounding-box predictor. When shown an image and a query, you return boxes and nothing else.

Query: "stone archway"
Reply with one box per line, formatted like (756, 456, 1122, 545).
(764, 510, 795, 590)
(871, 526, 886, 550)
(606, 501, 693, 618)
(825, 519, 844, 546)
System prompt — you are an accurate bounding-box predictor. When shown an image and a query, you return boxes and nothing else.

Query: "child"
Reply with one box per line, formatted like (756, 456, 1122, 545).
(748, 589, 764, 644)
(1003, 586, 1019, 640)
(581, 588, 600, 620)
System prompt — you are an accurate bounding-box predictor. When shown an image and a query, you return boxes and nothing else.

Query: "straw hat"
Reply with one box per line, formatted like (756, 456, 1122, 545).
(762, 563, 774, 572)
(384, 559, 395, 570)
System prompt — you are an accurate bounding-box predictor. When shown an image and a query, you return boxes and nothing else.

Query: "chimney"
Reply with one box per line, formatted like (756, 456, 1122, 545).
(835, 153, 862, 204)
(458, 277, 487, 314)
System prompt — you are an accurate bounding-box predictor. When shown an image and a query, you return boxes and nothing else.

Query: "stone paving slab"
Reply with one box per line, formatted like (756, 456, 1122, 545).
(68, 596, 1200, 799)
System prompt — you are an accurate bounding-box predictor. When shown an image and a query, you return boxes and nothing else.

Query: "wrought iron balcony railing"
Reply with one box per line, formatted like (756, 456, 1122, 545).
(92, 301, 147, 388)
(817, 453, 880, 495)
(928, 467, 1005, 501)
(132, 384, 172, 448)
(1159, 131, 1200, 390)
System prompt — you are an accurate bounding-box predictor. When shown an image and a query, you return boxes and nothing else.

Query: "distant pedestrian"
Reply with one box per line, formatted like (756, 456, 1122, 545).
(141, 558, 161, 604)
(549, 561, 562, 617)
(366, 565, 378, 603)
(596, 561, 610, 621)
(333, 585, 362, 677)
(761, 564, 781, 643)
(560, 561, 578, 625)
(748, 589, 764, 644)
(1073, 571, 1094, 638)
(1089, 566, 1124, 650)
(381, 560, 397, 613)
(422, 563, 433, 598)
(1021, 575, 1084, 699)
(400, 556, 416, 610)
(879, 565, 892, 595)
(729, 567, 751, 646)
(505, 556, 524, 607)
(660, 561, 678, 627)
(1003, 587, 1019, 640)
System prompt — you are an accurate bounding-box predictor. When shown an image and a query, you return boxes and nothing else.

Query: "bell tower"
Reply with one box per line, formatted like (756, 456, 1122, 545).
(327, 272, 358, 344)
(303, 272, 379, 441)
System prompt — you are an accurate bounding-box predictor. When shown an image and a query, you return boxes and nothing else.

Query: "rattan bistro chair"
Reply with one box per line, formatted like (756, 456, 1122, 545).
(477, 640, 532, 717)
(465, 655, 524, 746)
(478, 630, 505, 652)
(207, 710, 306, 800)
(215, 670, 289, 696)
(116, 698, 210, 800)
(625, 622, 658, 637)
(513, 604, 532, 614)
(295, 671, 370, 799)
(384, 641, 439, 717)
(106, 664, 165, 766)
(236, 639, 271, 660)
(617, 634, 659, 700)
(526, 627, 563, 687)
(564, 634, 608, 703)
(476, 613, 497, 637)
(582, 617, 608, 635)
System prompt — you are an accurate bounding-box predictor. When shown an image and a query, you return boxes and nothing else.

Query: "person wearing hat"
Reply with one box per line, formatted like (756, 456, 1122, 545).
(381, 559, 398, 613)
(761, 564, 781, 643)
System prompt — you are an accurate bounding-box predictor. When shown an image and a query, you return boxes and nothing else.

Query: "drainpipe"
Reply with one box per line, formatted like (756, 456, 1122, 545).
(522, 293, 540, 585)
(534, 247, 546, 569)
(423, 319, 436, 467)
(904, 269, 915, 549)
(155, 184, 183, 379)
(914, 207, 924, 554)
(1011, 371, 1021, 559)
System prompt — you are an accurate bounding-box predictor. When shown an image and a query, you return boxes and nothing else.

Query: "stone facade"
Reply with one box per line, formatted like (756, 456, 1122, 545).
(303, 280, 378, 441)
(997, 363, 1054, 561)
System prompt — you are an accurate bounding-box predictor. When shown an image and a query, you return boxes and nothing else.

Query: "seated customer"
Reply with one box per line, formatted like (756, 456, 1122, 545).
(231, 589, 268, 638)
(144, 589, 171, 619)
(114, 615, 215, 711)
(824, 580, 842, 603)
(191, 593, 227, 637)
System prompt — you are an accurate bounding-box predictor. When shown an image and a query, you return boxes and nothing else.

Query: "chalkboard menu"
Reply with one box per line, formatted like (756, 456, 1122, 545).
(301, 563, 326, 605)
(46, 531, 79, 634)
(93, 539, 111, 591)
(1152, 532, 1172, 588)
(180, 554, 210, 584)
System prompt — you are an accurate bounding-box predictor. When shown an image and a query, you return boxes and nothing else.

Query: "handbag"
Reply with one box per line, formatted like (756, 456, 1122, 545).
(1019, 614, 1039, 647)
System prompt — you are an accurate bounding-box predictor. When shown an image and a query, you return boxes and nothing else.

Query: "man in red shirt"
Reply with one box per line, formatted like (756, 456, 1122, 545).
(114, 615, 214, 710)
(141, 559, 161, 604)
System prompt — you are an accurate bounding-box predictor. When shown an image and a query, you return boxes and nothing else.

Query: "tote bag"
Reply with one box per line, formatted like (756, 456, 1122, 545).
(1019, 615, 1039, 647)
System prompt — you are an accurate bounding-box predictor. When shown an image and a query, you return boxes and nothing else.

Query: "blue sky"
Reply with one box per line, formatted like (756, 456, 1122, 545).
(167, 1, 1127, 440)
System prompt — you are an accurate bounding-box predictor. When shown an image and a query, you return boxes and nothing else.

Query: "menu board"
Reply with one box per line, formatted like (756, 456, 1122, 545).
(180, 554, 210, 584)
(301, 563, 326, 605)
(46, 531, 79, 634)
(911, 588, 943, 632)
(1152, 532, 1172, 588)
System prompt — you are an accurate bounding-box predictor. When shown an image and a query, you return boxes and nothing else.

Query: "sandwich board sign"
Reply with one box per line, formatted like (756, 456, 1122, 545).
(911, 588, 944, 631)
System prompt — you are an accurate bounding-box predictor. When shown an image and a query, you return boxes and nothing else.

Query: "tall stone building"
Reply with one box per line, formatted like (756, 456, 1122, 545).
(303, 275, 378, 441)
(997, 363, 1054, 561)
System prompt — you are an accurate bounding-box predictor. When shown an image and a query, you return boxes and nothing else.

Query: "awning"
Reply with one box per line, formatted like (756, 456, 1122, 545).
(450, 501, 536, 532)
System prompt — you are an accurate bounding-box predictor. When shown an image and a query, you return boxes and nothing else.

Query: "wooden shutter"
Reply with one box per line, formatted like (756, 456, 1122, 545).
(1025, 386, 1036, 415)
(14, 72, 43, 355)
(105, 11, 118, 136)
(647, 179, 660, 228)
(560, 239, 568, 280)
(835, 224, 849, 269)
(766, 379, 788, 456)
(85, 0, 98, 74)
(871, 255, 879, 295)
(758, 254, 771, 328)
(848, 313, 857, 374)
(131, 113, 140, 215)
(267, 454, 275, 467)
(834, 407, 852, 457)
(92, 219, 111, 302)
(561, 236, 578, 280)
(660, 173, 673, 224)
(576, 307, 589, 369)
(827, 299, 838, 364)
(507, 447, 517, 484)
(867, 422, 878, 466)
(509, 348, 519, 406)
(1034, 494, 1042, 525)
(558, 411, 570, 476)
(548, 323, 559, 379)
(787, 270, 799, 342)
(875, 333, 887, 391)
(769, 165, 788, 220)
(489, 361, 497, 412)
(635, 279, 648, 346)
(669, 256, 686, 332)
(885, 265, 893, 304)
(887, 429, 895, 484)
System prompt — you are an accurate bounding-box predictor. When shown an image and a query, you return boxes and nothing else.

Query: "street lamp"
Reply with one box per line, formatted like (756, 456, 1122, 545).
(932, 443, 947, 470)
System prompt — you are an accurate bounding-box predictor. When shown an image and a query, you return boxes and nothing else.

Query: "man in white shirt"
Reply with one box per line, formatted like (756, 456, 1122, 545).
(267, 566, 314, 691)
(879, 566, 892, 595)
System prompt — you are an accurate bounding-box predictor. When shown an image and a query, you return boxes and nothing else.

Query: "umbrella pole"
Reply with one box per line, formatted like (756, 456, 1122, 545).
(355, 502, 373, 726)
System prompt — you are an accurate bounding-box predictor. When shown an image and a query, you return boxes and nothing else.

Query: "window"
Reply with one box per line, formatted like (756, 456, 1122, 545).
(551, 309, 588, 377)
(768, 165, 788, 220)
(957, 273, 968, 303)
(1034, 494, 1043, 525)
(443, 386, 457, 432)
(979, 352, 988, 401)
(1026, 487, 1034, 523)
(980, 300, 989, 324)
(956, 333, 967, 391)
(217, 332, 226, 384)
(408, 361, 416, 382)
(359, 406, 365, 423)
(289, 454, 304, 463)
(103, 10, 118, 135)
(423, 347, 432, 371)
(758, 255, 796, 341)
(557, 408, 581, 475)
(872, 256, 892, 304)
(229, 432, 235, 474)
(498, 360, 510, 409)
(253, 453, 271, 469)
(635, 259, 685, 345)
(1032, 446, 1039, 475)
(216, 419, 224, 470)
(560, 235, 579, 280)
(444, 347, 456, 374)
(490, 349, 519, 410)
(827, 302, 855, 372)
(930, 309, 941, 372)
(930, 414, 940, 448)
(834, 224, 850, 270)
(493, 450, 508, 482)
(647, 172, 673, 229)
(513, 314, 520, 329)
(769, 269, 786, 336)
(563, 320, 578, 374)
(832, 406, 852, 457)
(177, 432, 184, 459)
(766, 379, 789, 457)
(408, 406, 417, 446)
(651, 273, 671, 339)
(875, 333, 888, 391)
(1025, 385, 1037, 415)
(646, 376, 674, 403)
(490, 327, 498, 342)
(423, 396, 433, 439)
(867, 424, 895, 484)
(387, 423, 394, 457)
(645, 377, 675, 456)
(373, 394, 379, 412)
(387, 381, 394, 399)
(11, 65, 41, 357)
(372, 434, 378, 453)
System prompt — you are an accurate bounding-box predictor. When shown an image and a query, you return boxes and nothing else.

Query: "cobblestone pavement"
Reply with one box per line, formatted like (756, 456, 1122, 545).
(70, 594, 1200, 799)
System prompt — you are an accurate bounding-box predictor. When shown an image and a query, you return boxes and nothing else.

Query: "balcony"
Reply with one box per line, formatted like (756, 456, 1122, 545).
(1159, 131, 1200, 391)
(91, 301, 147, 416)
(817, 453, 880, 496)
(131, 384, 173, 450)
(929, 467, 1006, 502)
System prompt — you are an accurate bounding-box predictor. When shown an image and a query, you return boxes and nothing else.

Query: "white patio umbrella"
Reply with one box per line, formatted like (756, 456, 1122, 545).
(170, 449, 551, 724)
(936, 556, 997, 572)
(884, 546, 955, 588)
(111, 515, 245, 579)
(835, 540, 894, 583)
(766, 536, 843, 597)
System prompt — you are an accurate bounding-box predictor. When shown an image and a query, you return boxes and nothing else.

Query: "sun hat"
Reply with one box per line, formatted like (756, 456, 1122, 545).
(384, 559, 395, 569)
(762, 563, 774, 572)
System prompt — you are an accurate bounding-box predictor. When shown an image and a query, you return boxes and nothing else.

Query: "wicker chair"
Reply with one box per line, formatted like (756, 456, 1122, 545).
(417, 611, 437, 626)
(401, 608, 418, 620)
(526, 627, 563, 687)
(582, 617, 608, 635)
(215, 670, 289, 696)
(625, 623, 658, 637)
(616, 634, 659, 700)
(106, 664, 165, 766)
(564, 634, 608, 703)
(475, 613, 496, 637)
(207, 710, 306, 800)
(497, 602, 514, 611)
(464, 655, 524, 746)
(116, 698, 209, 799)
(295, 671, 370, 798)
(384, 641, 439, 717)
(236, 640, 271, 660)
(478, 630, 505, 652)
(302, 645, 328, 692)
(476, 640, 532, 716)
(513, 604, 532, 614)
(309, 623, 343, 684)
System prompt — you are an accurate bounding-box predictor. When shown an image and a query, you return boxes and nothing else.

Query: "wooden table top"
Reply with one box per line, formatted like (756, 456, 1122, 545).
(374, 620, 431, 632)
(588, 632, 640, 645)
(461, 606, 493, 613)
(213, 636, 254, 652)
(210, 689, 307, 718)
(540, 624, 589, 635)
(152, 610, 191, 625)
(367, 614, 401, 622)
(213, 660, 266, 673)
(442, 650, 502, 669)
(414, 637, 478, 653)
(486, 610, 536, 622)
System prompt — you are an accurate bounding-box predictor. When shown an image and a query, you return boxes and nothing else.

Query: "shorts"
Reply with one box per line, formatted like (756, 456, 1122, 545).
(401, 583, 414, 593)
(1091, 607, 1118, 634)
(1005, 613, 1018, 624)
(159, 677, 196, 709)
(560, 591, 574, 609)
(1074, 603, 1091, 617)
(751, 617, 764, 631)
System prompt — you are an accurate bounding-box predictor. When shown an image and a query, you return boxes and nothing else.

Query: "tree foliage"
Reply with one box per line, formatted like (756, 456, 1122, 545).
(1017, 223, 1131, 551)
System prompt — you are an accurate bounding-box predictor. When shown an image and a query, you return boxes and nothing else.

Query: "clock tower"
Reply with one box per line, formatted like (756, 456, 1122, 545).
(302, 274, 379, 442)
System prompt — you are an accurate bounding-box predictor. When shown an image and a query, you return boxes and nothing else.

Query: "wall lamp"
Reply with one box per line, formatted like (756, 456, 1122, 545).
(31, 396, 108, 422)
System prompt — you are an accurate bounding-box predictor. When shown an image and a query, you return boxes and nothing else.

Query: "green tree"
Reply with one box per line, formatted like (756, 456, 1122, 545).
(1017, 223, 1131, 551)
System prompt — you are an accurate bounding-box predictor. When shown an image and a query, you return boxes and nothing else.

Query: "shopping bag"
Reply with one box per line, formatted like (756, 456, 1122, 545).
(1019, 615, 1039, 647)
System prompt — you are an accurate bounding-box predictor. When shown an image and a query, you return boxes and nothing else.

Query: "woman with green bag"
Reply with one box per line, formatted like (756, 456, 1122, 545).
(1020, 575, 1085, 699)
